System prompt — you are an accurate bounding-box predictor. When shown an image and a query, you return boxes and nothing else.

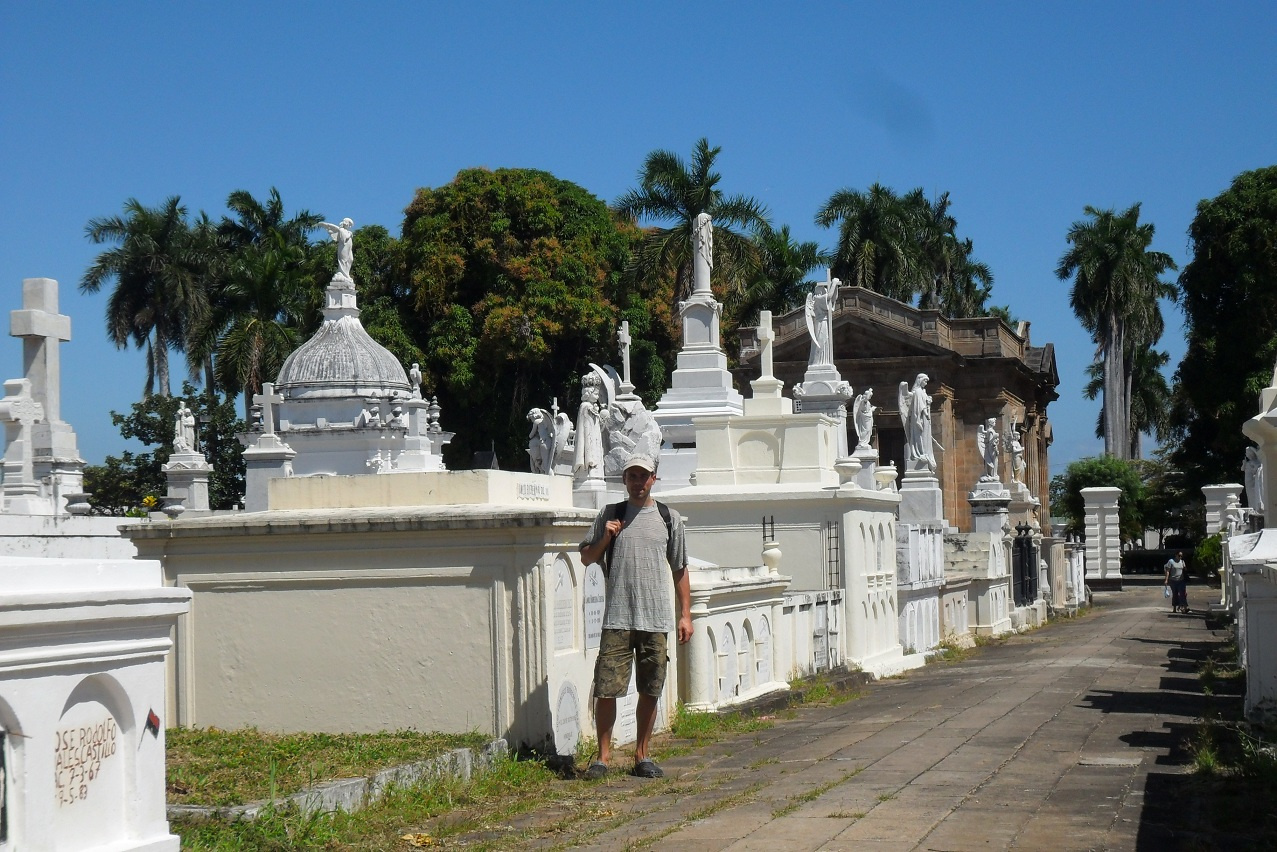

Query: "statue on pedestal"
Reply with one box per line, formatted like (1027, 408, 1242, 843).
(173, 401, 196, 454)
(805, 276, 840, 369)
(898, 373, 937, 472)
(976, 418, 1000, 481)
(853, 388, 876, 449)
(1007, 416, 1026, 484)
(573, 372, 605, 481)
(319, 218, 355, 283)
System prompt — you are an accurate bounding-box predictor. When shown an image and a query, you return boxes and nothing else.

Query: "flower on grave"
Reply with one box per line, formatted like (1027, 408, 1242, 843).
(142, 495, 158, 509)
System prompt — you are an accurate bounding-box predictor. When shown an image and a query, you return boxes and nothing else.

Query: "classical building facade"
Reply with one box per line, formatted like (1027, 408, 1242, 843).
(737, 286, 1059, 532)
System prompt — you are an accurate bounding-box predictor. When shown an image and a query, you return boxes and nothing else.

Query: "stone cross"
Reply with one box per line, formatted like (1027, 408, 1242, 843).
(757, 311, 775, 381)
(253, 382, 284, 437)
(618, 321, 632, 387)
(10, 278, 70, 423)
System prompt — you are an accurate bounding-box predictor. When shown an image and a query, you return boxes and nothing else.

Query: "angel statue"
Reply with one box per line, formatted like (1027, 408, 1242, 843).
(319, 217, 355, 282)
(805, 275, 840, 369)
(976, 418, 1000, 481)
(852, 388, 876, 449)
(898, 373, 938, 472)
(1007, 417, 1027, 484)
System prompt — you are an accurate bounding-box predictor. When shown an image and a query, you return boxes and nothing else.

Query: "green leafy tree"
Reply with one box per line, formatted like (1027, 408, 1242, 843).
(401, 167, 654, 467)
(1056, 203, 1176, 460)
(1133, 449, 1199, 546)
(82, 383, 245, 514)
(1049, 455, 1146, 541)
(614, 138, 768, 305)
(81, 196, 210, 397)
(1171, 166, 1277, 496)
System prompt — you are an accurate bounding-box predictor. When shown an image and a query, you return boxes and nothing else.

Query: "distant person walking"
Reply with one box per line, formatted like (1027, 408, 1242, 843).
(1164, 551, 1189, 613)
(579, 453, 692, 780)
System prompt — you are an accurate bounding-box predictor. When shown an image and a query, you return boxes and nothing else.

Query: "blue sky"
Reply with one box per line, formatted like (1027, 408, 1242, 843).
(2, 2, 1274, 472)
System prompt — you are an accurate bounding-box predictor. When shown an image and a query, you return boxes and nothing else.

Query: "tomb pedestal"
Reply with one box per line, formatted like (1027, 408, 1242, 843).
(0, 555, 190, 850)
(163, 450, 212, 513)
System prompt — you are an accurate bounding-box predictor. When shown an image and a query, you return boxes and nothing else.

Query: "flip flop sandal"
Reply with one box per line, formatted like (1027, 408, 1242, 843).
(583, 761, 608, 780)
(631, 759, 664, 778)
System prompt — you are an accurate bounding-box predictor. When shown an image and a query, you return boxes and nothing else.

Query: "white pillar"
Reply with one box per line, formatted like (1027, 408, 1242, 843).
(1081, 486, 1122, 586)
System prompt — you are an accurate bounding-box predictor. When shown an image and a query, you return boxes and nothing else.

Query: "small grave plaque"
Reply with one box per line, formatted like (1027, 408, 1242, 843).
(583, 563, 605, 650)
(553, 682, 580, 756)
(614, 672, 638, 745)
(719, 625, 738, 702)
(553, 557, 574, 651)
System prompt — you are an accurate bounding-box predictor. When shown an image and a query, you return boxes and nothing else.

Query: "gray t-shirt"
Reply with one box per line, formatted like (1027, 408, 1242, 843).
(582, 502, 687, 633)
(1166, 558, 1186, 580)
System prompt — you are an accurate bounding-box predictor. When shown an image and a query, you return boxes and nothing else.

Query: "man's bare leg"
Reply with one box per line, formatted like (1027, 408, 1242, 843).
(634, 693, 658, 764)
(595, 696, 617, 765)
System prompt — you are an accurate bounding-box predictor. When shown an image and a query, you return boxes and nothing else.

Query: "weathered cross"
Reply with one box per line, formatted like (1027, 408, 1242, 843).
(253, 382, 284, 437)
(618, 321, 632, 387)
(10, 278, 70, 423)
(757, 310, 775, 380)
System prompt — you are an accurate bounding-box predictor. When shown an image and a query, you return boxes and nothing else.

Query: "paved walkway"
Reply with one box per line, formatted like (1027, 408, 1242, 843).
(514, 580, 1224, 851)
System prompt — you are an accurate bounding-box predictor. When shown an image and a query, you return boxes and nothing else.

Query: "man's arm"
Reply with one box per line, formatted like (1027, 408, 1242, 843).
(673, 566, 692, 644)
(580, 517, 621, 567)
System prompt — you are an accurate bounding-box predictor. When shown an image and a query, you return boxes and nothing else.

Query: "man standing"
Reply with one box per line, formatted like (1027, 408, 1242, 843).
(579, 453, 692, 779)
(1164, 551, 1189, 613)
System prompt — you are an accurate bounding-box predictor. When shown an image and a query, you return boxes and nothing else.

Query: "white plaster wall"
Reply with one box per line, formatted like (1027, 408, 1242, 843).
(127, 506, 604, 748)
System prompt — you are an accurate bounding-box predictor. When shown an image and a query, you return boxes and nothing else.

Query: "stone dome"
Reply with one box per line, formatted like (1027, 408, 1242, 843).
(275, 314, 411, 400)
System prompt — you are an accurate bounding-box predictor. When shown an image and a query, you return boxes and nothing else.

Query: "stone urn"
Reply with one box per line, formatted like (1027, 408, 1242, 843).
(761, 540, 782, 575)
(63, 492, 92, 516)
(160, 496, 186, 520)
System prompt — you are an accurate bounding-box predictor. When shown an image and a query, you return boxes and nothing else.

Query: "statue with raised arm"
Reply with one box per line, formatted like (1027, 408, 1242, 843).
(173, 400, 196, 453)
(898, 373, 936, 472)
(319, 217, 355, 282)
(852, 388, 876, 449)
(976, 418, 1000, 481)
(804, 276, 840, 368)
(1007, 417, 1026, 484)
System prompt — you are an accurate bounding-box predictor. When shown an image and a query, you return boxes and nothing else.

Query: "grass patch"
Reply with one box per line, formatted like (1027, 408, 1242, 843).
(789, 670, 866, 707)
(173, 750, 561, 850)
(166, 727, 490, 807)
(666, 704, 774, 746)
(932, 636, 975, 664)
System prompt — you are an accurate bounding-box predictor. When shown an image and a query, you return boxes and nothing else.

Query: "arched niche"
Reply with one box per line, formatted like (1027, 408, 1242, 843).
(553, 554, 577, 652)
(54, 674, 133, 845)
(737, 432, 779, 469)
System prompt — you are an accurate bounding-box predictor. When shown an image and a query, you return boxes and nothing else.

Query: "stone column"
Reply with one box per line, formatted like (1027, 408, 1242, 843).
(1081, 486, 1122, 590)
(653, 214, 744, 481)
(1203, 483, 1244, 536)
(685, 583, 714, 709)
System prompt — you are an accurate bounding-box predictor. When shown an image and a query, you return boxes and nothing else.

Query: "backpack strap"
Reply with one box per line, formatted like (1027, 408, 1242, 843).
(603, 500, 674, 575)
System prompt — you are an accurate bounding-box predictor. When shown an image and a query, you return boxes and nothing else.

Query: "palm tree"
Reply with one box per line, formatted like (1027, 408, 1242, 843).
(729, 224, 830, 330)
(185, 189, 322, 404)
(1084, 345, 1172, 459)
(1057, 203, 1176, 459)
(614, 138, 768, 305)
(81, 197, 209, 397)
(815, 183, 926, 300)
(212, 230, 311, 413)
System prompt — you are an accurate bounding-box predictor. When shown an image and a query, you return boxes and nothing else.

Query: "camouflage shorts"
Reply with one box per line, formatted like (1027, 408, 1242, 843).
(593, 629, 668, 698)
